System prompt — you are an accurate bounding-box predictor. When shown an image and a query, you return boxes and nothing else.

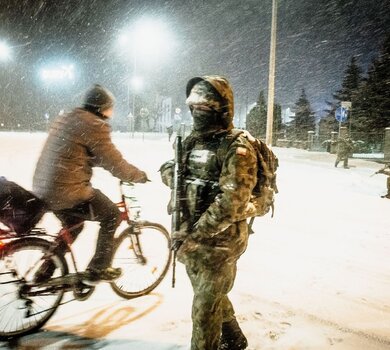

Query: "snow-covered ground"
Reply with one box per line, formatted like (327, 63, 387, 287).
(1, 131, 390, 350)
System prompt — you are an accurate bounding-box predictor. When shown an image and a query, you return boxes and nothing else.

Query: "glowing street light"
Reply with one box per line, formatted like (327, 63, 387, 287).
(130, 76, 143, 91)
(118, 18, 174, 62)
(39, 64, 75, 83)
(0, 41, 11, 61)
(117, 18, 175, 135)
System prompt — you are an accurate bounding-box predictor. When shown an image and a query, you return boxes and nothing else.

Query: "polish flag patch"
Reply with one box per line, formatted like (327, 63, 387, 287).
(236, 147, 247, 156)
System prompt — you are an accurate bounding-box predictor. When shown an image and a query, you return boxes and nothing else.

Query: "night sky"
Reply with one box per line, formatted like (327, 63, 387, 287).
(0, 0, 389, 128)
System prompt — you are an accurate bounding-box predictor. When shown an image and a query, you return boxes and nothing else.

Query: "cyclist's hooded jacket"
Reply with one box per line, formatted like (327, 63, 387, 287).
(33, 108, 144, 210)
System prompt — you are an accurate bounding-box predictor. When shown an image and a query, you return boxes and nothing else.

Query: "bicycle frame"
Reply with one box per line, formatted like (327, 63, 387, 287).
(0, 181, 138, 287)
(117, 181, 146, 264)
(118, 180, 141, 223)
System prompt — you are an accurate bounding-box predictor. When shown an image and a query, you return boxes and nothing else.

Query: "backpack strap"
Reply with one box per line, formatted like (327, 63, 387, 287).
(217, 129, 245, 165)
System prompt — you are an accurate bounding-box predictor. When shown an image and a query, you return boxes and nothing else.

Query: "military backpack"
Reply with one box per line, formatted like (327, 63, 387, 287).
(219, 129, 279, 224)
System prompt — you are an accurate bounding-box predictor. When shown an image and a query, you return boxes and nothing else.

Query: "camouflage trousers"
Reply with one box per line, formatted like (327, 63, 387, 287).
(335, 154, 349, 168)
(185, 260, 238, 350)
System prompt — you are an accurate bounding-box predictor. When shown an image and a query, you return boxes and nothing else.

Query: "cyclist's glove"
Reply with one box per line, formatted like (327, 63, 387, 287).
(133, 171, 150, 183)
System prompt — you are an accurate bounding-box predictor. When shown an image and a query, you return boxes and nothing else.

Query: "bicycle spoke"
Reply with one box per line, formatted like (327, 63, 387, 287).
(0, 237, 68, 339)
(111, 222, 171, 299)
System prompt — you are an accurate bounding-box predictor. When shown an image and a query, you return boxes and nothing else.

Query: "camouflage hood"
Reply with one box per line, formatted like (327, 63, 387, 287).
(186, 75, 234, 130)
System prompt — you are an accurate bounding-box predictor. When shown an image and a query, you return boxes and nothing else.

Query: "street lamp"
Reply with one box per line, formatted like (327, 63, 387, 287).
(38, 63, 76, 130)
(0, 41, 11, 61)
(117, 18, 175, 135)
(39, 64, 75, 84)
(44, 112, 50, 130)
(131, 76, 143, 91)
(130, 75, 143, 134)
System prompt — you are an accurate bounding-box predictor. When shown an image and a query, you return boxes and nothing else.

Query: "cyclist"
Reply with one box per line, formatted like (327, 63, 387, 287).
(32, 84, 149, 283)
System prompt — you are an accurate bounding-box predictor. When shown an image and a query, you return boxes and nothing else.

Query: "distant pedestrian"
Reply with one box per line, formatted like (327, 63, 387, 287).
(173, 113, 182, 132)
(167, 125, 173, 141)
(334, 137, 354, 169)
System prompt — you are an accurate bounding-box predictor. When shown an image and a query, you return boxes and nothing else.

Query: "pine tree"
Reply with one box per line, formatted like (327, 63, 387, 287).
(246, 90, 267, 138)
(320, 56, 363, 136)
(334, 56, 362, 102)
(289, 89, 315, 141)
(354, 34, 390, 133)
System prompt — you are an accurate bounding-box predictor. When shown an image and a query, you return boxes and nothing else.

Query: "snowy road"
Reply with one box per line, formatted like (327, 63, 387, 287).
(1, 132, 389, 349)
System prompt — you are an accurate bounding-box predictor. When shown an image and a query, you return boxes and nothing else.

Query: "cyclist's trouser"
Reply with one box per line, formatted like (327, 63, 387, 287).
(54, 188, 121, 270)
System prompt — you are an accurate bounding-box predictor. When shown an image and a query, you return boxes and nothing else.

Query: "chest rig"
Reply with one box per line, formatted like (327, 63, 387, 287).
(181, 133, 226, 225)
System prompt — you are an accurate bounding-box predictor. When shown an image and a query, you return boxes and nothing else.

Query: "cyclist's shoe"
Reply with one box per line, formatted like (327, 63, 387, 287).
(83, 267, 122, 285)
(34, 260, 56, 283)
(218, 319, 248, 350)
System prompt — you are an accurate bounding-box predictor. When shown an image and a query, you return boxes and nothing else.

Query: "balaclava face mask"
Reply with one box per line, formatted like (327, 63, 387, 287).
(186, 80, 225, 133)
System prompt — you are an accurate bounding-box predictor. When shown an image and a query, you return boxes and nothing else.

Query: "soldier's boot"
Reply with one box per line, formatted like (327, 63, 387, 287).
(335, 160, 339, 168)
(218, 319, 248, 350)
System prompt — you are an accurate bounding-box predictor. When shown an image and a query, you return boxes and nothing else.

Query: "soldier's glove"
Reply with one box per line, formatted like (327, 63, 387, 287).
(171, 222, 189, 251)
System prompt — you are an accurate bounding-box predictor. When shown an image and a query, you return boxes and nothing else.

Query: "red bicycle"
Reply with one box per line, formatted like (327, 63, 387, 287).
(0, 181, 171, 339)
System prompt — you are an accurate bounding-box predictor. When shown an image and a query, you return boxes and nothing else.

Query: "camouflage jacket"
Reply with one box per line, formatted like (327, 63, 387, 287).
(336, 138, 354, 156)
(161, 130, 257, 265)
(182, 131, 257, 236)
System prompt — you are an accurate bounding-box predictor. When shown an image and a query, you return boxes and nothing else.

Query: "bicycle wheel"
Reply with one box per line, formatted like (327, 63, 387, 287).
(0, 237, 68, 339)
(111, 221, 172, 299)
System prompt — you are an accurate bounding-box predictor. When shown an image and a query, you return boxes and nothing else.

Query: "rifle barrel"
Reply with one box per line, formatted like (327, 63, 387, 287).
(171, 134, 183, 288)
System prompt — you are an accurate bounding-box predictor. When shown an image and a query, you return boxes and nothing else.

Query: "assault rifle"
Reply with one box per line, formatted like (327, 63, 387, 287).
(370, 164, 390, 177)
(170, 128, 184, 288)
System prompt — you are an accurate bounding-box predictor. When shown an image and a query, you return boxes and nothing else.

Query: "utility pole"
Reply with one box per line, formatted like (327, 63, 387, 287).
(265, 0, 278, 146)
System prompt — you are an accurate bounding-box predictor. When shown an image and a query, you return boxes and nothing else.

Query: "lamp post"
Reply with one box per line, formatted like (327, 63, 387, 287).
(44, 113, 50, 130)
(265, 0, 278, 146)
(130, 75, 143, 135)
(118, 19, 174, 136)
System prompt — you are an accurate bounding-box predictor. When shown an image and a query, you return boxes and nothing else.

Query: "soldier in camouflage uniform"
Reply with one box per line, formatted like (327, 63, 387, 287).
(376, 164, 390, 199)
(334, 136, 354, 169)
(160, 76, 257, 349)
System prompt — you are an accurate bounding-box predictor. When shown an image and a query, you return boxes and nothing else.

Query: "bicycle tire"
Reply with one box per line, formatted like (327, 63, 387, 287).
(110, 221, 171, 299)
(0, 237, 68, 339)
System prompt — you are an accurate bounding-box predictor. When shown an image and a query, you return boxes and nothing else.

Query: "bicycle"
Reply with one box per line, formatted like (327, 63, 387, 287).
(0, 181, 171, 339)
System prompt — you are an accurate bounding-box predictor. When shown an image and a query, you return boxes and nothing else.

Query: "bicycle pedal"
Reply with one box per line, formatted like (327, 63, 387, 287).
(81, 279, 99, 287)
(73, 282, 95, 301)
